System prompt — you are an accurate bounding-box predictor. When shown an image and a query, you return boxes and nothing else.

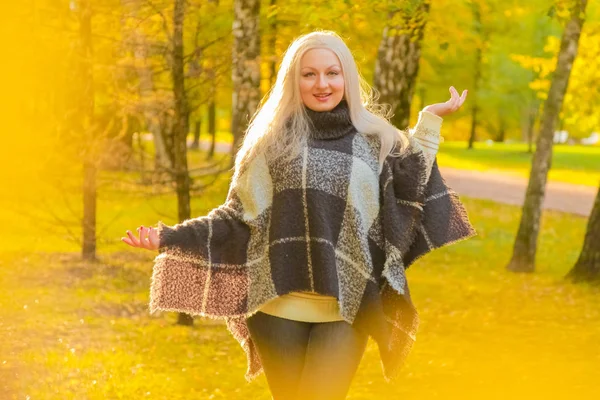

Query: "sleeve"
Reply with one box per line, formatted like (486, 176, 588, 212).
(375, 115, 476, 381)
(380, 115, 476, 277)
(402, 158, 477, 268)
(408, 110, 443, 182)
(398, 109, 476, 267)
(156, 187, 250, 266)
(379, 138, 429, 293)
(150, 178, 253, 319)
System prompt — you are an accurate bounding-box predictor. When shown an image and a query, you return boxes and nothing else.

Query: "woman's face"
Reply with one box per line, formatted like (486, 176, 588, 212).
(299, 48, 345, 112)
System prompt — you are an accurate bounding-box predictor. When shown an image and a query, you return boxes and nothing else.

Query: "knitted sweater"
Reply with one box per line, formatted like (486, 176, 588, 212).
(257, 101, 446, 323)
(150, 99, 476, 382)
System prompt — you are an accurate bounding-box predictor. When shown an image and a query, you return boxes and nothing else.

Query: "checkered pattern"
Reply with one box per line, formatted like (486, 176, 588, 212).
(150, 107, 476, 383)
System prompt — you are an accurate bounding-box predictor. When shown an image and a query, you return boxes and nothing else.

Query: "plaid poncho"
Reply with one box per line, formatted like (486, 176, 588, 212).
(150, 100, 476, 382)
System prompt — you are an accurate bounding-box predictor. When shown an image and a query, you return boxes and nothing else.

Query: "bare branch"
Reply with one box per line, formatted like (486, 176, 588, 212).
(143, 0, 173, 44)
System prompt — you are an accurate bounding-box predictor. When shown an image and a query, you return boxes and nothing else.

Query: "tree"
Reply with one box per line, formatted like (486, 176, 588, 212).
(120, 0, 170, 179)
(72, 0, 98, 261)
(267, 0, 279, 88)
(566, 184, 600, 283)
(373, 0, 430, 130)
(204, 0, 222, 161)
(467, 0, 485, 149)
(170, 0, 194, 326)
(230, 0, 261, 163)
(507, 0, 588, 273)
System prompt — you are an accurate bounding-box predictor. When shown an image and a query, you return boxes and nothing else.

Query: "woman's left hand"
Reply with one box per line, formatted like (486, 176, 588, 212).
(423, 86, 468, 118)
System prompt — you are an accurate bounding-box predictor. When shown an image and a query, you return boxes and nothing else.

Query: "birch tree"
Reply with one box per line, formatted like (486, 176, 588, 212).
(566, 184, 600, 283)
(507, 0, 588, 273)
(373, 0, 431, 130)
(230, 0, 261, 162)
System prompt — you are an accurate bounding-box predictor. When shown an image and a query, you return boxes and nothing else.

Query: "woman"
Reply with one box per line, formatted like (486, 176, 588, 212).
(123, 31, 474, 400)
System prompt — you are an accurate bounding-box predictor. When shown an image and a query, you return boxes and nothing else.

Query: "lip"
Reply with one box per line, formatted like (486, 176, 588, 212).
(314, 93, 331, 102)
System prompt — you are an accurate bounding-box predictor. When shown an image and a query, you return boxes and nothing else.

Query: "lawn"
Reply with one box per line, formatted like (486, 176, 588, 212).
(191, 136, 600, 187)
(437, 141, 600, 187)
(1, 162, 599, 399)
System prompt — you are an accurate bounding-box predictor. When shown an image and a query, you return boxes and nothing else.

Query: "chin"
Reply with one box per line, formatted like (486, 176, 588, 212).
(305, 96, 343, 112)
(311, 103, 334, 111)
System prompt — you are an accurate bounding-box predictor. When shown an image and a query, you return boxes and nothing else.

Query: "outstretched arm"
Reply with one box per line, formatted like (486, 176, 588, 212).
(411, 86, 467, 180)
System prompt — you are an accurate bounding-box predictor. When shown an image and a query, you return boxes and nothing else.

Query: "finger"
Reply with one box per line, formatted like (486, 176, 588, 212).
(142, 227, 157, 250)
(452, 87, 462, 109)
(149, 227, 160, 250)
(450, 91, 458, 109)
(122, 237, 134, 247)
(454, 91, 461, 109)
(459, 90, 468, 106)
(447, 89, 458, 110)
(140, 226, 152, 250)
(454, 88, 463, 108)
(445, 88, 456, 111)
(450, 86, 459, 101)
(127, 230, 141, 247)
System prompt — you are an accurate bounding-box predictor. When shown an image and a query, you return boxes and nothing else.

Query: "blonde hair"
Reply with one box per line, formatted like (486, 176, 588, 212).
(232, 30, 408, 180)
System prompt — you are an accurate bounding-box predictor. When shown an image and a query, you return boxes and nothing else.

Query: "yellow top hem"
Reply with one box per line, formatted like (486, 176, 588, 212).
(258, 291, 344, 322)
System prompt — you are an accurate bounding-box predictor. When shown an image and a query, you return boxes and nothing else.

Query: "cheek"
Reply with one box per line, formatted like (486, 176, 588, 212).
(299, 79, 313, 93)
(332, 76, 345, 91)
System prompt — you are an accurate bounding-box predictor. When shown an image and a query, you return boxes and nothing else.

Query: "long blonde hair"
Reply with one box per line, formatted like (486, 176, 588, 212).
(232, 30, 408, 180)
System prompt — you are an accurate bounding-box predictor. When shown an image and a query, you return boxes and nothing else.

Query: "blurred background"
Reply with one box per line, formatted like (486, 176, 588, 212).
(1, 0, 599, 399)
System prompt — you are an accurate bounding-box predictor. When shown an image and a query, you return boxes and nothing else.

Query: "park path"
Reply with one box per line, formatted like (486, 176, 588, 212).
(439, 167, 596, 217)
(183, 137, 596, 217)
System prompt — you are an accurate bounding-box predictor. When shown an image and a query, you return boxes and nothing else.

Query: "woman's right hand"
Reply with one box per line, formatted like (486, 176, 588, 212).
(122, 225, 160, 251)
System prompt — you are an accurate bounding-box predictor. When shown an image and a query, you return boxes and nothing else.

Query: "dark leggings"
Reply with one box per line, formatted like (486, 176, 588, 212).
(246, 311, 368, 400)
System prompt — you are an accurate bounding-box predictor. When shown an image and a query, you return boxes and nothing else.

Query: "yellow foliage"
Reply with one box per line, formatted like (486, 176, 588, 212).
(543, 36, 561, 53)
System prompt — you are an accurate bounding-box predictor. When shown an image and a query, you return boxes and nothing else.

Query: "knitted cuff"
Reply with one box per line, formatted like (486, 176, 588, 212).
(411, 111, 443, 147)
(410, 111, 443, 181)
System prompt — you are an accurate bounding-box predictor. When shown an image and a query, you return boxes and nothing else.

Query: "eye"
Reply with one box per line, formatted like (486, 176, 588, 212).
(302, 71, 339, 77)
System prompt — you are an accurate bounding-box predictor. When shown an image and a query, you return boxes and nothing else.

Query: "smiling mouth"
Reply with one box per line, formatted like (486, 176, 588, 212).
(314, 93, 331, 98)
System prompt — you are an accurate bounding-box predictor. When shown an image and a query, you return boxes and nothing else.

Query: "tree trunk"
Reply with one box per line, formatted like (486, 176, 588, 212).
(231, 0, 261, 164)
(268, 0, 278, 88)
(204, 41, 218, 161)
(468, 1, 483, 150)
(153, 115, 173, 174)
(495, 113, 506, 142)
(527, 102, 537, 154)
(172, 0, 193, 326)
(373, 1, 430, 130)
(76, 0, 97, 262)
(159, 113, 175, 169)
(507, 0, 587, 273)
(566, 184, 600, 283)
(190, 119, 201, 150)
(136, 130, 147, 183)
(468, 101, 478, 149)
(82, 160, 97, 261)
(207, 99, 217, 160)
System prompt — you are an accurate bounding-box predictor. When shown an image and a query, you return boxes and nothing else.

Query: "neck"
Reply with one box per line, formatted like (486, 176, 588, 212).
(304, 99, 355, 140)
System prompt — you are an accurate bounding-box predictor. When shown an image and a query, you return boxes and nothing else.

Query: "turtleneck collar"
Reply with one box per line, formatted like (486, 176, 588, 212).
(304, 99, 355, 140)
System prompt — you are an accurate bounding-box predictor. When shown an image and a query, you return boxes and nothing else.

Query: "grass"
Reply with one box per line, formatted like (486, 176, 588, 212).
(437, 141, 600, 187)
(192, 136, 600, 187)
(1, 155, 599, 399)
(191, 134, 600, 187)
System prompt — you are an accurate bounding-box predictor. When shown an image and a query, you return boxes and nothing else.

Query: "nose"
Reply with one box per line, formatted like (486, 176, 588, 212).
(316, 74, 328, 89)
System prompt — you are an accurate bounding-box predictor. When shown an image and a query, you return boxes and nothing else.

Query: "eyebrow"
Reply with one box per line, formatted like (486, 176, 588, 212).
(301, 65, 341, 71)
